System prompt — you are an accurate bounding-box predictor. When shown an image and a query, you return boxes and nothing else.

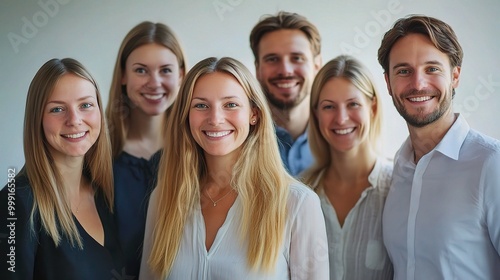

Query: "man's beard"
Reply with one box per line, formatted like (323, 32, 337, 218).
(393, 88, 453, 128)
(263, 87, 308, 111)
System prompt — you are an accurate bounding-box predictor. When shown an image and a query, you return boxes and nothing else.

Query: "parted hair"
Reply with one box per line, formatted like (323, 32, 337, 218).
(303, 55, 383, 185)
(22, 58, 113, 248)
(378, 14, 463, 74)
(105, 21, 187, 158)
(148, 57, 293, 278)
(249, 11, 321, 63)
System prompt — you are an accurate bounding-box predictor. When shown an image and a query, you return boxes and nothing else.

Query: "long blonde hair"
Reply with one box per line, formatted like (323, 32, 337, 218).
(303, 55, 383, 185)
(105, 21, 187, 158)
(149, 57, 292, 277)
(22, 58, 113, 248)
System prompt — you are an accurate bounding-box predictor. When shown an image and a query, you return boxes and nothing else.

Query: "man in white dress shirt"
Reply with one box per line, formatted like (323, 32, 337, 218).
(377, 15, 500, 280)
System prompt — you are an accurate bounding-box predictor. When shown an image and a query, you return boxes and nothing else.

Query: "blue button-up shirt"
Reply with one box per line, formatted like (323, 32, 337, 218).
(275, 125, 314, 177)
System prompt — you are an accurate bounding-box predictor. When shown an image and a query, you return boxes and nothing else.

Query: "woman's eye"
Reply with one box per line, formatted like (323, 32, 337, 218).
(226, 102, 238, 108)
(134, 68, 147, 74)
(49, 107, 63, 113)
(194, 104, 208, 109)
(81, 103, 94, 109)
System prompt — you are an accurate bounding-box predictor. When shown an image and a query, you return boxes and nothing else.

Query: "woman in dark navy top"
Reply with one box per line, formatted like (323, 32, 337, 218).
(0, 58, 123, 280)
(105, 21, 187, 278)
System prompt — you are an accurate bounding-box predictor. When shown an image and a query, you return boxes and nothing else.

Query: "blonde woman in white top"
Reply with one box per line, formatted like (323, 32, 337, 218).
(302, 55, 393, 280)
(140, 57, 329, 280)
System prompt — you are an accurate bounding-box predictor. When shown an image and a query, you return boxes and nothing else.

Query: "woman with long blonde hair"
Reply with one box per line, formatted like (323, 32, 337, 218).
(0, 58, 122, 279)
(302, 55, 393, 279)
(139, 57, 328, 279)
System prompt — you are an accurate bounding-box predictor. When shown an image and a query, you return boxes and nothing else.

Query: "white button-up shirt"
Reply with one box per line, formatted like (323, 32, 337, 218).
(314, 158, 394, 280)
(140, 182, 329, 280)
(383, 114, 500, 280)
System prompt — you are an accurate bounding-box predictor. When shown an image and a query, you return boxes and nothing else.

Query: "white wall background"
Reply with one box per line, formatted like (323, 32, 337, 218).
(1, 0, 499, 185)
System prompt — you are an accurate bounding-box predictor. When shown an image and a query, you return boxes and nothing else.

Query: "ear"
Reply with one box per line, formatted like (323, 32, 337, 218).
(250, 107, 259, 125)
(313, 55, 322, 73)
(178, 68, 185, 85)
(451, 66, 461, 89)
(255, 60, 262, 81)
(370, 96, 378, 117)
(121, 72, 127, 86)
(384, 73, 392, 96)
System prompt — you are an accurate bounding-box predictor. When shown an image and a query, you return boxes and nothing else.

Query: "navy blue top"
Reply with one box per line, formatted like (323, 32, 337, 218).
(113, 150, 161, 279)
(275, 125, 314, 177)
(0, 173, 124, 280)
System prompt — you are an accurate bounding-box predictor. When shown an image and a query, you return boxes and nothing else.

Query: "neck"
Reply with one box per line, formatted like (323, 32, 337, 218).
(203, 154, 236, 192)
(271, 96, 310, 140)
(408, 111, 456, 163)
(124, 109, 165, 158)
(325, 144, 377, 188)
(53, 157, 85, 198)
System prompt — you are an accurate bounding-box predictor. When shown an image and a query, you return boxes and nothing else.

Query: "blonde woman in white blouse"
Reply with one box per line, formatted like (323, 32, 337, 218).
(139, 57, 329, 280)
(302, 55, 393, 280)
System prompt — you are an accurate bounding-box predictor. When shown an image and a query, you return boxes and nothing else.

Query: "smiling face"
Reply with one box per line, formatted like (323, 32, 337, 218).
(43, 74, 101, 162)
(315, 77, 374, 153)
(255, 29, 321, 110)
(189, 72, 258, 162)
(385, 33, 460, 128)
(122, 43, 183, 116)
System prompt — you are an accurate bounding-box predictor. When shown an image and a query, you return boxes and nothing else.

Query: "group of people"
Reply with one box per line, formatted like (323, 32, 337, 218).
(1, 10, 499, 280)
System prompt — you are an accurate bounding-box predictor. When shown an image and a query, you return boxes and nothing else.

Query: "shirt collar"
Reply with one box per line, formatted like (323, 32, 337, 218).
(434, 113, 470, 160)
(397, 113, 470, 163)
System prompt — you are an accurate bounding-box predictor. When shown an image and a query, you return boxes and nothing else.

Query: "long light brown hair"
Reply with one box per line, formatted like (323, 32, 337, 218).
(105, 21, 187, 157)
(148, 57, 293, 278)
(22, 58, 113, 248)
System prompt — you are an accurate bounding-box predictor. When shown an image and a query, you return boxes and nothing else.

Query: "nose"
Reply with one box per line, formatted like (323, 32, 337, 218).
(146, 72, 161, 89)
(208, 107, 225, 126)
(411, 70, 428, 91)
(66, 108, 82, 126)
(335, 107, 349, 125)
(278, 59, 294, 76)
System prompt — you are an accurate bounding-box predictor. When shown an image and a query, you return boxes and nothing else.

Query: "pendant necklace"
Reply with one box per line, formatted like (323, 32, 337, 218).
(205, 188, 233, 207)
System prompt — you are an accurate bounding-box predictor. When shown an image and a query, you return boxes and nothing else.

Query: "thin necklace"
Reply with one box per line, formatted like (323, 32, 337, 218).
(74, 196, 84, 214)
(204, 188, 233, 207)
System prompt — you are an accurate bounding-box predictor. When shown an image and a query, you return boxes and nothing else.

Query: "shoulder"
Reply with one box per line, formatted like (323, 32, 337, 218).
(1, 173, 34, 211)
(287, 180, 320, 213)
(461, 130, 500, 166)
(374, 157, 394, 192)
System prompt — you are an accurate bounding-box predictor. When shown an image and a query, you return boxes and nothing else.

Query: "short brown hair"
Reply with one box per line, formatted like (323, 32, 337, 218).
(249, 11, 321, 63)
(378, 15, 463, 74)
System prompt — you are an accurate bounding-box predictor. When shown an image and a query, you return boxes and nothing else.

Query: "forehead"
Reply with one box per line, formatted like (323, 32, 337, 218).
(192, 72, 248, 100)
(319, 78, 365, 100)
(258, 29, 313, 57)
(389, 33, 450, 69)
(49, 74, 96, 100)
(126, 43, 178, 66)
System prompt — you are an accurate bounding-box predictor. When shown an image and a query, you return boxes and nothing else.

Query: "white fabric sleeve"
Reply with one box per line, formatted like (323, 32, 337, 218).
(289, 188, 330, 280)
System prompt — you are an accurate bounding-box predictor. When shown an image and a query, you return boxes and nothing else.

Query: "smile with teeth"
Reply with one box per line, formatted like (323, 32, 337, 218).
(143, 93, 165, 100)
(63, 132, 86, 139)
(275, 82, 297, 89)
(408, 96, 432, 102)
(334, 128, 355, 135)
(205, 131, 232, 138)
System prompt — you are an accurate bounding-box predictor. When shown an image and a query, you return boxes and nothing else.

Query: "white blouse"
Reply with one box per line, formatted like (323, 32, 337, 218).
(313, 158, 394, 280)
(140, 181, 329, 280)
